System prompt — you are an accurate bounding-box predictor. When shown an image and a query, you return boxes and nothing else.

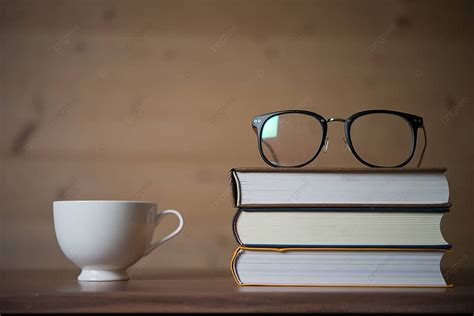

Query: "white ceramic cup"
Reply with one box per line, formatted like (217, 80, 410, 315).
(53, 200, 184, 282)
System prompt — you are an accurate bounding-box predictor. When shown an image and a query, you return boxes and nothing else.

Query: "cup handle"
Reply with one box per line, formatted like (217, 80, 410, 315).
(145, 209, 184, 256)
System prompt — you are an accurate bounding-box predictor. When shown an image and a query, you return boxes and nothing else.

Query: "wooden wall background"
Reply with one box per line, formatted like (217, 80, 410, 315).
(1, 0, 473, 278)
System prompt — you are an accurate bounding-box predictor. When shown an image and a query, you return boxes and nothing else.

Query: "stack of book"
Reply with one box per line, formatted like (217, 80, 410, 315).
(229, 168, 451, 287)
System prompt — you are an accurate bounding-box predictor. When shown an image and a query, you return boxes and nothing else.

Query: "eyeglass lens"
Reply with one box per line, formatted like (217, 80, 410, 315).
(261, 113, 323, 167)
(349, 113, 413, 167)
(260, 112, 415, 167)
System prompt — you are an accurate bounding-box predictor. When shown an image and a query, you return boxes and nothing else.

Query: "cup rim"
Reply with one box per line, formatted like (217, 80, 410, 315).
(53, 200, 156, 205)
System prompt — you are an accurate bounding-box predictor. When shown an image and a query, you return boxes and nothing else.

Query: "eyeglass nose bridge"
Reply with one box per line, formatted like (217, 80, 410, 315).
(327, 117, 346, 123)
(325, 118, 349, 153)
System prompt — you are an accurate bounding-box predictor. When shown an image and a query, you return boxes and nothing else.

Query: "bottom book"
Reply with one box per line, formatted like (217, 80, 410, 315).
(231, 247, 451, 288)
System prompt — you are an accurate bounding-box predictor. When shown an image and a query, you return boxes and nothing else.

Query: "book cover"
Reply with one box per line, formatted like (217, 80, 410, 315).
(231, 208, 451, 249)
(229, 168, 450, 208)
(231, 246, 452, 288)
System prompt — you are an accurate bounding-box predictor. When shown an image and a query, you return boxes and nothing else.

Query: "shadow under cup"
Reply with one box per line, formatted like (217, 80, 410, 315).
(53, 200, 183, 282)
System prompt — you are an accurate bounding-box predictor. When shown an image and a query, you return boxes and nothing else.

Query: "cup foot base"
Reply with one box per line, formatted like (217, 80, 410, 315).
(78, 269, 129, 282)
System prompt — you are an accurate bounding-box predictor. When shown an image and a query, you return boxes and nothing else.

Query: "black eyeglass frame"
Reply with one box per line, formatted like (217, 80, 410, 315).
(252, 109, 426, 168)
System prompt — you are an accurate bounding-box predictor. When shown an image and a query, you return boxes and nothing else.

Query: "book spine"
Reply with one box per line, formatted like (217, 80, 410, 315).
(229, 169, 241, 207)
(232, 209, 243, 246)
(230, 247, 243, 285)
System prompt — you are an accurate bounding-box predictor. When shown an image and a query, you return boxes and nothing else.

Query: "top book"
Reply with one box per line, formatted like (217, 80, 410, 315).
(230, 168, 450, 207)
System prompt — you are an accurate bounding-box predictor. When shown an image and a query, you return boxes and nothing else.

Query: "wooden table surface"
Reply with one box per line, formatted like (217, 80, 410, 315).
(1, 269, 473, 313)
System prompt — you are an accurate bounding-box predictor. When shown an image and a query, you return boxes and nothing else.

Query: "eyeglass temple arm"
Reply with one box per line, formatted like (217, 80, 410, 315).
(252, 126, 280, 164)
(417, 125, 427, 167)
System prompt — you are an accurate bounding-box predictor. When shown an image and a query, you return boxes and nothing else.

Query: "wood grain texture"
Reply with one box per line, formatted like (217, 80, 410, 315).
(0, 0, 473, 273)
(1, 270, 473, 313)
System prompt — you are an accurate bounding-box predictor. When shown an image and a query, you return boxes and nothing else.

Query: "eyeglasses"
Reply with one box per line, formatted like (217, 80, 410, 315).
(252, 109, 427, 168)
